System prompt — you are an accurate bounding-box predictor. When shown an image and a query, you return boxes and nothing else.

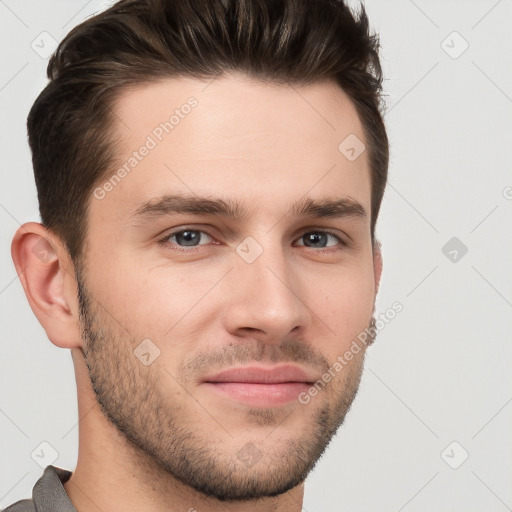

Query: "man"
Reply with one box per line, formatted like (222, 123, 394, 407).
(6, 0, 388, 510)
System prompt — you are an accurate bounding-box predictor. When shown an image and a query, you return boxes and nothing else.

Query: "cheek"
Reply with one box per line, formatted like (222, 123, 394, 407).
(311, 267, 375, 350)
(91, 260, 227, 359)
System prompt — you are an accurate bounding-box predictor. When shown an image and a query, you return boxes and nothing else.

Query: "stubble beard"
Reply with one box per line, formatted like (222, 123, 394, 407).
(76, 268, 372, 501)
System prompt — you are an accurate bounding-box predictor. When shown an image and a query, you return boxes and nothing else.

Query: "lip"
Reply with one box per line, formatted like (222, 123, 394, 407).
(203, 365, 317, 385)
(202, 365, 317, 407)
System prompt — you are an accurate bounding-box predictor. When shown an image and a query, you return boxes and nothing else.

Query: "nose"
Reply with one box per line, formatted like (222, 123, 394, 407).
(222, 242, 312, 342)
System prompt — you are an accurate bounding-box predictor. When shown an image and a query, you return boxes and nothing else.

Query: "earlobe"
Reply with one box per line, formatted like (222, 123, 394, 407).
(11, 222, 82, 349)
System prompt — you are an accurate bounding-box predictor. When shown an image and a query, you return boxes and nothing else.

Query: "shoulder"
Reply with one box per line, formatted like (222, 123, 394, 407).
(1, 465, 74, 512)
(1, 498, 36, 512)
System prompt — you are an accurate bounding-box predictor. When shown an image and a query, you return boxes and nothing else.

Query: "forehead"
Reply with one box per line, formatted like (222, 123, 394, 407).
(112, 74, 364, 148)
(92, 74, 370, 224)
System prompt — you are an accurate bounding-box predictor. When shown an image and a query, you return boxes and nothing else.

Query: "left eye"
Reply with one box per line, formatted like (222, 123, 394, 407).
(295, 231, 343, 249)
(160, 229, 213, 247)
(157, 229, 344, 250)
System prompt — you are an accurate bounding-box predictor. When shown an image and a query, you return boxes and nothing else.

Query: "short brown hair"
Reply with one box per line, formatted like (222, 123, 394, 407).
(27, 0, 388, 267)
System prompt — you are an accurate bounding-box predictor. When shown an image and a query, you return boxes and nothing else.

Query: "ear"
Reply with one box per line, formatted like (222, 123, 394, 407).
(11, 222, 83, 349)
(372, 239, 383, 296)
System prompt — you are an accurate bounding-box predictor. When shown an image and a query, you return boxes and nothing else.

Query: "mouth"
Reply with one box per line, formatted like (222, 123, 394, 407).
(202, 365, 317, 407)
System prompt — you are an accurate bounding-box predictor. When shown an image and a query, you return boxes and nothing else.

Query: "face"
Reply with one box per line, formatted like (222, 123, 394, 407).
(78, 74, 380, 501)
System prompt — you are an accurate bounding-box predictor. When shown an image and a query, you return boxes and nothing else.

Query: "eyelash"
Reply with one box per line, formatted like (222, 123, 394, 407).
(156, 227, 348, 253)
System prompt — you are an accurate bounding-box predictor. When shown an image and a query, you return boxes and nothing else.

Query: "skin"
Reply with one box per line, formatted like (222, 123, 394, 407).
(11, 73, 382, 512)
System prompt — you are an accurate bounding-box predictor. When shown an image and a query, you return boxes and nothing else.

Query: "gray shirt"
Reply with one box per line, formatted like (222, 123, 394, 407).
(1, 465, 76, 512)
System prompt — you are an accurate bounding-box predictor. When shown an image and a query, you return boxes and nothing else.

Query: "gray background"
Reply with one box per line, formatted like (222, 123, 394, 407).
(1, 0, 511, 510)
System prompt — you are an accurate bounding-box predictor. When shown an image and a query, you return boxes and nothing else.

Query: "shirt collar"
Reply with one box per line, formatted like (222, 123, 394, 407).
(32, 465, 76, 512)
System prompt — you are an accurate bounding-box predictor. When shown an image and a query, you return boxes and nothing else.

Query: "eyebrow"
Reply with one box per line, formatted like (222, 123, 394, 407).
(129, 193, 367, 223)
